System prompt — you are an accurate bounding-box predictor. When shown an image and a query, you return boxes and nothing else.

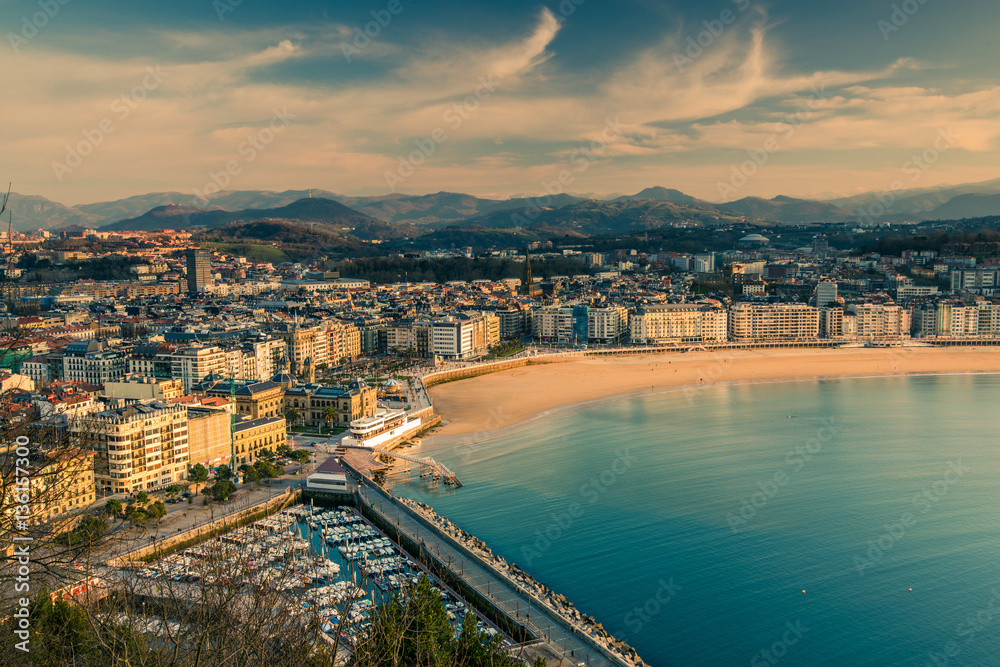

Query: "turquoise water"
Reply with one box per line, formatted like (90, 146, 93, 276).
(390, 375, 1000, 666)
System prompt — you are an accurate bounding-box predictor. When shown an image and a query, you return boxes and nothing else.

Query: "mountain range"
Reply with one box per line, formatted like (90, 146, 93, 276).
(8, 176, 1000, 241)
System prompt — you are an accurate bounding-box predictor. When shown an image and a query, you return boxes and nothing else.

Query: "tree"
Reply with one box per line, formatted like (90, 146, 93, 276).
(285, 406, 301, 427)
(214, 464, 233, 481)
(165, 484, 181, 500)
(257, 448, 275, 461)
(323, 405, 337, 431)
(277, 444, 293, 458)
(148, 500, 167, 525)
(135, 491, 149, 506)
(104, 498, 123, 520)
(238, 463, 260, 485)
(210, 479, 237, 502)
(292, 450, 311, 464)
(254, 460, 282, 485)
(188, 463, 209, 483)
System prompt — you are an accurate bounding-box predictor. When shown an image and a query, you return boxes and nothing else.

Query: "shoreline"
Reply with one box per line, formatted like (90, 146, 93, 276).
(423, 346, 1000, 447)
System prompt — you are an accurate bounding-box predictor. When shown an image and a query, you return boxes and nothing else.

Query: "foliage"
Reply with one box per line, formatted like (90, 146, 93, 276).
(187, 463, 209, 483)
(104, 498, 123, 519)
(56, 516, 108, 548)
(135, 491, 148, 506)
(214, 464, 233, 481)
(209, 479, 237, 502)
(238, 464, 260, 484)
(350, 576, 541, 667)
(292, 449, 311, 464)
(165, 484, 181, 499)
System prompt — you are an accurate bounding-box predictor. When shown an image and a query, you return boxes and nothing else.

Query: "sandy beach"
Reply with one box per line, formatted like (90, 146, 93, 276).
(426, 346, 1000, 439)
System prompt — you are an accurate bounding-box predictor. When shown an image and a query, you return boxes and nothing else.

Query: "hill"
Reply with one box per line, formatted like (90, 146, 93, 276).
(716, 195, 852, 223)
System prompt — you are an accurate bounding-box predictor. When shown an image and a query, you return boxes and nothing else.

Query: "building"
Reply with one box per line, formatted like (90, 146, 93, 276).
(728, 303, 820, 342)
(185, 248, 214, 294)
(232, 415, 286, 466)
(62, 340, 128, 385)
(587, 306, 629, 343)
(196, 379, 285, 420)
(283, 378, 377, 428)
(306, 457, 349, 494)
(186, 406, 232, 469)
(431, 313, 499, 359)
(951, 268, 1000, 294)
(75, 400, 190, 494)
(629, 303, 728, 344)
(815, 281, 838, 308)
(533, 305, 589, 344)
(170, 345, 227, 391)
(848, 304, 910, 339)
(103, 376, 185, 401)
(11, 449, 97, 523)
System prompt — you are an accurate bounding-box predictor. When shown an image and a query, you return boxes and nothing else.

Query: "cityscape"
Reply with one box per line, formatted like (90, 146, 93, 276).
(5, 0, 1000, 665)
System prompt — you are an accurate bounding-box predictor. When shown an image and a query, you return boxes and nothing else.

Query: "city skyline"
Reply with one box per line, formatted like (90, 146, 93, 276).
(7, 0, 1000, 204)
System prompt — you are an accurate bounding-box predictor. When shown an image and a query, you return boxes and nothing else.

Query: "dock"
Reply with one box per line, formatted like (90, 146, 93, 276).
(339, 444, 463, 488)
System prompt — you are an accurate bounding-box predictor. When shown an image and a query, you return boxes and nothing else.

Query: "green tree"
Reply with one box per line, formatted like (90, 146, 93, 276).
(188, 463, 209, 482)
(239, 463, 261, 485)
(148, 500, 167, 524)
(210, 479, 237, 501)
(135, 491, 148, 506)
(285, 406, 301, 427)
(104, 498, 123, 520)
(323, 405, 338, 431)
(277, 443, 293, 458)
(165, 483, 181, 500)
(292, 449, 311, 464)
(215, 464, 233, 481)
(257, 448, 275, 461)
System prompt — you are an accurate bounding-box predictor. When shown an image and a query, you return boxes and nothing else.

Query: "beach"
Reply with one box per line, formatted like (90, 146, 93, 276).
(426, 346, 1000, 439)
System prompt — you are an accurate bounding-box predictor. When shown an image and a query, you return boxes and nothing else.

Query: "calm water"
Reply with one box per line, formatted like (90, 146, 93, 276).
(390, 374, 1000, 666)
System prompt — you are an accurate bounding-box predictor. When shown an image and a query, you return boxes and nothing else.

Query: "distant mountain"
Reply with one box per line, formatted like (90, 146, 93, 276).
(716, 196, 853, 223)
(99, 197, 377, 233)
(336, 191, 585, 226)
(613, 187, 715, 208)
(925, 193, 1000, 220)
(458, 199, 746, 236)
(5, 193, 103, 231)
(828, 177, 1000, 219)
(193, 220, 363, 251)
(100, 205, 232, 231)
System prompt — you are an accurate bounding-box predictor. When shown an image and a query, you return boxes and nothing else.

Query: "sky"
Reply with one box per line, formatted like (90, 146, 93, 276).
(5, 0, 1000, 206)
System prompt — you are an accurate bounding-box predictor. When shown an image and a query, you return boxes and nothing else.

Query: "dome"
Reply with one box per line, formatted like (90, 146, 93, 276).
(347, 377, 369, 392)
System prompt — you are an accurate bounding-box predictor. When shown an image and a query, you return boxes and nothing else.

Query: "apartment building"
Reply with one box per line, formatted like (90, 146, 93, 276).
(62, 340, 128, 385)
(588, 306, 629, 343)
(76, 400, 190, 494)
(848, 304, 910, 339)
(431, 312, 499, 359)
(728, 303, 820, 342)
(170, 345, 228, 390)
(629, 303, 728, 344)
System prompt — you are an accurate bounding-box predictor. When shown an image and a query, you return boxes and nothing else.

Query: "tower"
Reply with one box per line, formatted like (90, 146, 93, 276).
(522, 247, 541, 298)
(185, 248, 214, 295)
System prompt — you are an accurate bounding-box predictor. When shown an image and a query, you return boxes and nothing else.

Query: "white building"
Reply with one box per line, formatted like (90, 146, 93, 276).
(629, 303, 728, 344)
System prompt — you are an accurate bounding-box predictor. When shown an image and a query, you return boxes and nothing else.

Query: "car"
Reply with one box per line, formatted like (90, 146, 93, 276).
(181, 492, 194, 498)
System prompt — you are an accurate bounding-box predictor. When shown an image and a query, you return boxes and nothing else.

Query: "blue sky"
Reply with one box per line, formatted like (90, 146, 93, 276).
(6, 0, 1000, 204)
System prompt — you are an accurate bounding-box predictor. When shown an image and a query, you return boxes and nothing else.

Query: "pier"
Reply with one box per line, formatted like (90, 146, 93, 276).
(339, 443, 463, 487)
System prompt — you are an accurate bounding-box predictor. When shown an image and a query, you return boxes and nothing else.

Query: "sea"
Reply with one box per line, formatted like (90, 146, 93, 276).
(389, 374, 1000, 666)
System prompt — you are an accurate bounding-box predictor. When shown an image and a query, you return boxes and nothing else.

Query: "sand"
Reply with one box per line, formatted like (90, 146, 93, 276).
(426, 346, 1000, 440)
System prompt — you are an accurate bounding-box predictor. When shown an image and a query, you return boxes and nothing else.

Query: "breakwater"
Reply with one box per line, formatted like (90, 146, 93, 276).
(395, 496, 647, 667)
